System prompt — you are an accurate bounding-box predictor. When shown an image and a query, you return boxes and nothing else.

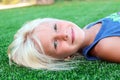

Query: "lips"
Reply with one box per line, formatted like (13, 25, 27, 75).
(71, 28, 75, 44)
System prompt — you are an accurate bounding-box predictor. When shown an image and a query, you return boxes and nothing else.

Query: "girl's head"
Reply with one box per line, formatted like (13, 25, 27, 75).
(8, 18, 85, 70)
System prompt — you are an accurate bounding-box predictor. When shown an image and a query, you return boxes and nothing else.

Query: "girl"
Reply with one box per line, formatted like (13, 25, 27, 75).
(8, 12, 120, 70)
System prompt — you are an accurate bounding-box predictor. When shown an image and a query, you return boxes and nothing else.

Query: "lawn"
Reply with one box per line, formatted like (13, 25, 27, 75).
(0, 0, 120, 80)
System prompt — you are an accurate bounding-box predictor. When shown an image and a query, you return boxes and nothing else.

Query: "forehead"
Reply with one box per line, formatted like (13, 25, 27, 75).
(33, 20, 56, 56)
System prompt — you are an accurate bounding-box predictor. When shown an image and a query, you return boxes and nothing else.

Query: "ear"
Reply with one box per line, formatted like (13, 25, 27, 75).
(64, 56, 71, 61)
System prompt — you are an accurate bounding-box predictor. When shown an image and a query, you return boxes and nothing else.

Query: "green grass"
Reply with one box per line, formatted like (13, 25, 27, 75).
(0, 0, 120, 80)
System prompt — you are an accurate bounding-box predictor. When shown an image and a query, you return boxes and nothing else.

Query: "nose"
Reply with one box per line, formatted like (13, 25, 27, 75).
(55, 32, 68, 41)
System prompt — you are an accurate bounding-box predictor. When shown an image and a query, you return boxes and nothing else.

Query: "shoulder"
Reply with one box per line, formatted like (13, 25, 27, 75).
(92, 37, 120, 62)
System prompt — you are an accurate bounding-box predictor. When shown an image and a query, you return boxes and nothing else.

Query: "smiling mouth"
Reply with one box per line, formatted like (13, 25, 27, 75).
(71, 28, 75, 44)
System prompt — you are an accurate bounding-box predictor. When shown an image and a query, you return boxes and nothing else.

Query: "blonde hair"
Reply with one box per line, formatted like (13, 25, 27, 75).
(8, 18, 82, 70)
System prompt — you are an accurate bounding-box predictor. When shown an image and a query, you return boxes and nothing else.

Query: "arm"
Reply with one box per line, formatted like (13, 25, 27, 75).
(92, 37, 120, 63)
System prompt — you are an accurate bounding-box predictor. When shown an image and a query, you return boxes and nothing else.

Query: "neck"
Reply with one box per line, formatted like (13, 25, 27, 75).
(81, 29, 92, 49)
(76, 29, 91, 53)
(80, 23, 102, 50)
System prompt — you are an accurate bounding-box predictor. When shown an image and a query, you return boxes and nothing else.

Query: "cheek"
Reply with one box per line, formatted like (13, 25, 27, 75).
(58, 22, 71, 29)
(58, 44, 73, 54)
(56, 45, 76, 59)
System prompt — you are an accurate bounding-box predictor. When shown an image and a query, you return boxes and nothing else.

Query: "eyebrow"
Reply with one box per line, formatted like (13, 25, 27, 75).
(43, 37, 56, 55)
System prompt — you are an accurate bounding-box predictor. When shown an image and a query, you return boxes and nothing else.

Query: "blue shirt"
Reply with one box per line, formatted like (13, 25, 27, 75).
(82, 12, 120, 60)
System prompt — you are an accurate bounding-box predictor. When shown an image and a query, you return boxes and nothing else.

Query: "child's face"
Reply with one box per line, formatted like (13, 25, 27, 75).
(34, 19, 85, 59)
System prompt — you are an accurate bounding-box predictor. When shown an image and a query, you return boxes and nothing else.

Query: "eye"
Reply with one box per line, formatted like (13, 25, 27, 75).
(54, 24, 57, 31)
(54, 40, 58, 49)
